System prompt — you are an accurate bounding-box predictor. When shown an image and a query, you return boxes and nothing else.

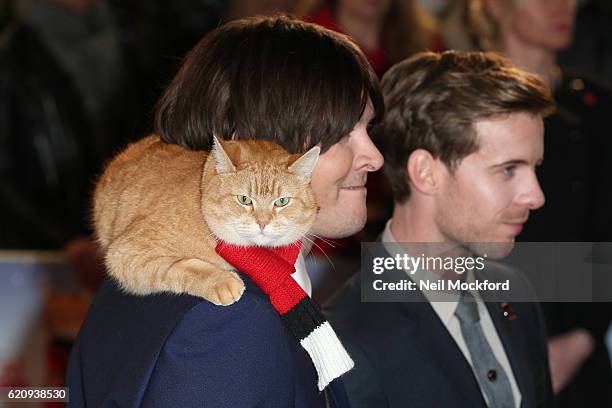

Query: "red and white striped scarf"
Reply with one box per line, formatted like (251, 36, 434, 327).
(215, 241, 354, 391)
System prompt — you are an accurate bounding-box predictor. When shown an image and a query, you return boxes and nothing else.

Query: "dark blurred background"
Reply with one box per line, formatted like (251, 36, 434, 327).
(0, 0, 610, 406)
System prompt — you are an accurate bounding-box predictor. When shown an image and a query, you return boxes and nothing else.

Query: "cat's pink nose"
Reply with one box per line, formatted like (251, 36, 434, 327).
(259, 223, 266, 232)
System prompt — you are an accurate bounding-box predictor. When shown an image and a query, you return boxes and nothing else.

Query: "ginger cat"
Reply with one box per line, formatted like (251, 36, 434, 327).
(93, 135, 320, 305)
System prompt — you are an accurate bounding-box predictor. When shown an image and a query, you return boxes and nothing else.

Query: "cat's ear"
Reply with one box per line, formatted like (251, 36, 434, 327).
(288, 145, 320, 179)
(212, 135, 236, 174)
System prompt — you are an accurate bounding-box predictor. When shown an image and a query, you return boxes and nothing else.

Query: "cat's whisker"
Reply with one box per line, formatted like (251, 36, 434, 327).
(289, 241, 302, 250)
(308, 233, 340, 249)
(301, 234, 336, 273)
(308, 234, 339, 249)
(303, 245, 323, 271)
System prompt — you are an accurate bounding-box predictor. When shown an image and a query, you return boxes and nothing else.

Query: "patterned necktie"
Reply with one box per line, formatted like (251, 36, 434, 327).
(455, 291, 516, 408)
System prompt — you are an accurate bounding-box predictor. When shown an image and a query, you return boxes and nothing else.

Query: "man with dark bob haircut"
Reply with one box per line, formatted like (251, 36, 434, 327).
(155, 15, 382, 154)
(67, 15, 384, 407)
(325, 51, 556, 407)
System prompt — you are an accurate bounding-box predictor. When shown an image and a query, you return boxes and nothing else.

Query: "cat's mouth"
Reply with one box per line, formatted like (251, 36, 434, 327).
(250, 228, 281, 241)
(251, 234, 280, 246)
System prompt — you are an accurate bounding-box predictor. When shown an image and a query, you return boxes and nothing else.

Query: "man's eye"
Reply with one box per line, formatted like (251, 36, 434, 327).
(501, 166, 516, 176)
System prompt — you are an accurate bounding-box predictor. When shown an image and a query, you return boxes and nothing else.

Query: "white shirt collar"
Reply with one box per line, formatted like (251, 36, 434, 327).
(292, 252, 312, 297)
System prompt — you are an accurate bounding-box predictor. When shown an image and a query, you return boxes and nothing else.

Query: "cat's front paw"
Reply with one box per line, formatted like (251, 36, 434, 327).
(205, 272, 245, 306)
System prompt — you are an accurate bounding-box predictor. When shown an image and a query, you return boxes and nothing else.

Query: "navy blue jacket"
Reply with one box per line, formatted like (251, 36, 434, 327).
(67, 274, 349, 407)
(324, 245, 553, 408)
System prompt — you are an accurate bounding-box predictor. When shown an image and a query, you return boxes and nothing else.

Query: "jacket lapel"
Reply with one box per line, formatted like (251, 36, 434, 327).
(373, 236, 487, 406)
(412, 300, 488, 407)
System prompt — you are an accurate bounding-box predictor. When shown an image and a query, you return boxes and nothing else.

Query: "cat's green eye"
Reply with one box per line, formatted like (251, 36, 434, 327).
(274, 197, 290, 207)
(237, 195, 253, 205)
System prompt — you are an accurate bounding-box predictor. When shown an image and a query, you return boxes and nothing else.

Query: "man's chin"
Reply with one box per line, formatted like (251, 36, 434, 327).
(311, 214, 367, 239)
(344, 213, 367, 237)
(469, 241, 515, 260)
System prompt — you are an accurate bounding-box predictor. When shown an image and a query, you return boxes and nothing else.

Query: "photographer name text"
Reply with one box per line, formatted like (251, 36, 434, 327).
(372, 278, 510, 292)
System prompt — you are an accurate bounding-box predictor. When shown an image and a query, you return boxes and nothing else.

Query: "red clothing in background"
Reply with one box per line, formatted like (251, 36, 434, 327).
(305, 7, 390, 77)
(305, 6, 447, 78)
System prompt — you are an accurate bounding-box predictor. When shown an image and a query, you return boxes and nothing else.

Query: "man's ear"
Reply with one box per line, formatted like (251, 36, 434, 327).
(212, 135, 236, 174)
(288, 145, 320, 180)
(406, 149, 439, 195)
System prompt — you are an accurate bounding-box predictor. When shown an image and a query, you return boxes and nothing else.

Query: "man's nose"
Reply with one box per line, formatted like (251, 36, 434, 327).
(359, 132, 384, 172)
(518, 173, 545, 210)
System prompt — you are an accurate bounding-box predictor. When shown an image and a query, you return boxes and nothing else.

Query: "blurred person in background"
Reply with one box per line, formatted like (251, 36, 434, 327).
(16, 0, 125, 165)
(0, 0, 114, 388)
(106, 0, 224, 137)
(559, 0, 612, 87)
(469, 0, 612, 406)
(0, 0, 99, 254)
(297, 0, 443, 77)
(0, 0, 143, 291)
(1, 0, 225, 278)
